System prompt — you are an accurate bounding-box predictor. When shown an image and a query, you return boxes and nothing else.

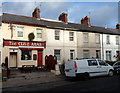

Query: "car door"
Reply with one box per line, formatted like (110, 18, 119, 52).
(97, 59, 108, 76)
(87, 59, 100, 77)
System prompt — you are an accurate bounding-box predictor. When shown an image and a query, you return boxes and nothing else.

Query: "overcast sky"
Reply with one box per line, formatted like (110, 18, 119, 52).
(2, 1, 119, 28)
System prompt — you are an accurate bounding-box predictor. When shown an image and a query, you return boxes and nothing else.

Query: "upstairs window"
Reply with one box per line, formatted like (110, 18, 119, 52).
(17, 27, 24, 38)
(69, 32, 74, 41)
(55, 30, 60, 40)
(116, 36, 119, 45)
(106, 35, 110, 44)
(95, 34, 100, 44)
(83, 33, 89, 43)
(36, 29, 42, 39)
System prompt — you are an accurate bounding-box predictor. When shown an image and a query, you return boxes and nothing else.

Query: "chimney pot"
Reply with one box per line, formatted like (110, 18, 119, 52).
(81, 16, 90, 25)
(116, 24, 120, 29)
(58, 13, 68, 23)
(32, 8, 40, 19)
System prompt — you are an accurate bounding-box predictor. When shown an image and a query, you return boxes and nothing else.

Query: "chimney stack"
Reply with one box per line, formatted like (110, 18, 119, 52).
(116, 24, 120, 29)
(81, 16, 90, 25)
(58, 13, 68, 23)
(32, 8, 40, 19)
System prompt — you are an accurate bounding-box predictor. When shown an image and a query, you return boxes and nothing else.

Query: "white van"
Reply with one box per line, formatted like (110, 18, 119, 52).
(65, 59, 114, 79)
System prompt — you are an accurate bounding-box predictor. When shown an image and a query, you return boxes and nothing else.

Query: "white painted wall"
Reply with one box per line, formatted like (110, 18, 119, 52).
(46, 28, 77, 64)
(101, 34, 119, 61)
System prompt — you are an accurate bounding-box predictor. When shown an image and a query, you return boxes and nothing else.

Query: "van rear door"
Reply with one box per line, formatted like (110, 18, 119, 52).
(65, 61, 77, 77)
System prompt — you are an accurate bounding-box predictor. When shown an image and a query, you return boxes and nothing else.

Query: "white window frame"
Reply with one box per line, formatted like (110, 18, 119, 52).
(17, 27, 24, 38)
(106, 35, 110, 44)
(83, 33, 89, 43)
(55, 30, 60, 40)
(83, 50, 90, 58)
(54, 49, 61, 61)
(116, 36, 119, 45)
(69, 32, 74, 41)
(106, 51, 111, 61)
(36, 29, 42, 40)
(70, 50, 75, 60)
(95, 34, 100, 44)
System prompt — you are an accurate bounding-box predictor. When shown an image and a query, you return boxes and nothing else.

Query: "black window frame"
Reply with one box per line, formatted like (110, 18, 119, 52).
(21, 49, 32, 60)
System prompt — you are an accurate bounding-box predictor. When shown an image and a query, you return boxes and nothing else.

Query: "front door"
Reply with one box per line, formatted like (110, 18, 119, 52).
(9, 53, 17, 67)
(37, 50, 43, 66)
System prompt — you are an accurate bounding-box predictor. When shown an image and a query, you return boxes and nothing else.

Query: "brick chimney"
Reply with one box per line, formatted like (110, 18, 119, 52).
(81, 16, 90, 25)
(32, 8, 40, 19)
(116, 24, 120, 29)
(58, 13, 68, 23)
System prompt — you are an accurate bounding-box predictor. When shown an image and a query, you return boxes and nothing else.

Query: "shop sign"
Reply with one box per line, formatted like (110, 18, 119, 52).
(3, 40, 46, 47)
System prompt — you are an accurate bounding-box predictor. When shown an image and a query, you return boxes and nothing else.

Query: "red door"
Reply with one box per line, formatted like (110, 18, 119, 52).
(37, 50, 43, 66)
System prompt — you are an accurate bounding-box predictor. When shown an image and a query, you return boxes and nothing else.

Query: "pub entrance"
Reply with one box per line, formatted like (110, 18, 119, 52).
(37, 50, 43, 66)
(9, 52, 17, 67)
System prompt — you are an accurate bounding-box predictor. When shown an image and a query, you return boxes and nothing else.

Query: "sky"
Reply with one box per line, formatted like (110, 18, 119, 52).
(1, 1, 119, 28)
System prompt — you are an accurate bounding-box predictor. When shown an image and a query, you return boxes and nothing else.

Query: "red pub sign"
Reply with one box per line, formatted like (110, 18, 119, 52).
(3, 39, 46, 47)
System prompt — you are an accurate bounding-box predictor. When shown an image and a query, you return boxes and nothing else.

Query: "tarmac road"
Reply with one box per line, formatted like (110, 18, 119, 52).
(2, 75, 120, 93)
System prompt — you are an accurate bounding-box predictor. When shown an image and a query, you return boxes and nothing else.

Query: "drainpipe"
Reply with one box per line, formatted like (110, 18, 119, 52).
(101, 33, 104, 60)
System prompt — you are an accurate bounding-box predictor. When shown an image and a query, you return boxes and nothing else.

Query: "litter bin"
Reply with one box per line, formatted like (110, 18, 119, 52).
(2, 63, 8, 81)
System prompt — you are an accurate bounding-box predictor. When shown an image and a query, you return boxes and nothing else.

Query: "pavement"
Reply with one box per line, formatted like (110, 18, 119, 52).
(1, 69, 63, 89)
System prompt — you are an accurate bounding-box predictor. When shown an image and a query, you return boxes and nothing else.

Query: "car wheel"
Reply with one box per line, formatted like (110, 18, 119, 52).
(108, 70, 114, 77)
(83, 73, 90, 80)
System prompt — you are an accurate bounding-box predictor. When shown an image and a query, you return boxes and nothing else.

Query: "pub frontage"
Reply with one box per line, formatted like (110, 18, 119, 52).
(3, 39, 46, 68)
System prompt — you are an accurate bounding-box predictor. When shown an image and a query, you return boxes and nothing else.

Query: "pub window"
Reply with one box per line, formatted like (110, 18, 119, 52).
(33, 54, 37, 60)
(55, 30, 60, 40)
(36, 29, 42, 39)
(21, 50, 32, 60)
(17, 27, 24, 38)
(69, 32, 74, 41)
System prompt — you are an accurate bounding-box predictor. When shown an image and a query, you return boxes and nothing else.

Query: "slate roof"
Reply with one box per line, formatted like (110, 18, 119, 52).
(2, 13, 120, 35)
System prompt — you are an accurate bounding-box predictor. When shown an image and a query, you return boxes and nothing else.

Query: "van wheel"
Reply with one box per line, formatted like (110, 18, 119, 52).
(83, 73, 90, 80)
(108, 70, 114, 77)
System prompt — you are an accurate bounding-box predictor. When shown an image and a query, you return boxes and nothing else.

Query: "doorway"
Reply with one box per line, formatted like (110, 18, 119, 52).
(9, 52, 17, 67)
(37, 50, 43, 66)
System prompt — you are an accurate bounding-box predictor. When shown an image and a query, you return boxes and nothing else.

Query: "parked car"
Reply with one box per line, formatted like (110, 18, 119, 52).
(113, 61, 120, 74)
(65, 58, 114, 80)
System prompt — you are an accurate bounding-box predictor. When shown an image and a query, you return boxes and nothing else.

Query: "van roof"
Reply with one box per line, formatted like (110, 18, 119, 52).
(69, 58, 100, 61)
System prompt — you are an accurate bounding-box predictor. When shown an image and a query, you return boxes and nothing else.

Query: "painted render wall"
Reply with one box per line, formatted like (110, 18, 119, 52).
(77, 32, 101, 59)
(2, 23, 46, 67)
(45, 28, 77, 64)
(101, 34, 120, 61)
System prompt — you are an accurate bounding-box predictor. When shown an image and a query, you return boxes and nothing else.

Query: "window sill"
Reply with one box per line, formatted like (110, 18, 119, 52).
(20, 60, 33, 62)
